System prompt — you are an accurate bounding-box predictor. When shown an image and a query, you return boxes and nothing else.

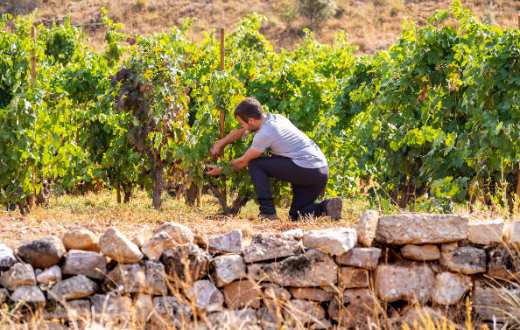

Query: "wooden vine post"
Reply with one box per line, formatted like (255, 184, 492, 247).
(29, 24, 38, 209)
(219, 28, 225, 138)
(31, 25, 37, 83)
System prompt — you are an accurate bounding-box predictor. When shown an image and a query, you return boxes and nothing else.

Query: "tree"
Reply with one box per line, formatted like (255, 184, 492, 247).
(112, 32, 190, 210)
(297, 0, 337, 31)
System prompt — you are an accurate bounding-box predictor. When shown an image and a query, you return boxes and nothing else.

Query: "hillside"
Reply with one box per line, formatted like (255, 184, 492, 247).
(2, 0, 518, 53)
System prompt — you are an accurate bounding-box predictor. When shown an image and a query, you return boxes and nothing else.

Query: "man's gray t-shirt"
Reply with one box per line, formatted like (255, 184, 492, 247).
(251, 113, 327, 169)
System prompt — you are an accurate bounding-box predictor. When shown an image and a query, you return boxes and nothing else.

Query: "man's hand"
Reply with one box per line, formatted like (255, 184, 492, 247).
(205, 165, 223, 176)
(230, 159, 245, 171)
(210, 141, 224, 159)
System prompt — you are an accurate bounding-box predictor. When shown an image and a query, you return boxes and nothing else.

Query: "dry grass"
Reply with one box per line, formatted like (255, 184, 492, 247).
(1, 186, 518, 249)
(3, 0, 518, 54)
(0, 189, 365, 249)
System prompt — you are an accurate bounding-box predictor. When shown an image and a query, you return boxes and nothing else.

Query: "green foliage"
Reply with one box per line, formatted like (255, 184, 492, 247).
(101, 8, 128, 64)
(43, 18, 79, 65)
(1, 3, 518, 215)
(335, 0, 519, 209)
(297, 0, 338, 30)
(111, 30, 191, 209)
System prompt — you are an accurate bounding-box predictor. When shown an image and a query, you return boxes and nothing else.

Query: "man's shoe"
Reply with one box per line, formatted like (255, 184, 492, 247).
(324, 197, 342, 220)
(259, 213, 279, 221)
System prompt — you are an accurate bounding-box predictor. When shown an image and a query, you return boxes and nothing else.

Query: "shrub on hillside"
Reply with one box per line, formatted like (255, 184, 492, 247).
(297, 0, 338, 30)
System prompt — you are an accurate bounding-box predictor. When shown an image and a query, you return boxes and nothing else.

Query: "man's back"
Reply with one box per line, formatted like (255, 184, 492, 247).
(251, 113, 327, 169)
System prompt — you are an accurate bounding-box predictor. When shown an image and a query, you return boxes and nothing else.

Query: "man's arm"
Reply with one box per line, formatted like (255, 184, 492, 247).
(230, 147, 263, 171)
(210, 127, 248, 158)
(206, 147, 263, 177)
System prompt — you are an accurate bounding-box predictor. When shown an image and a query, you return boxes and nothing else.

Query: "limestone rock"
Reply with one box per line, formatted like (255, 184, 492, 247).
(161, 244, 210, 284)
(357, 210, 379, 247)
(311, 319, 333, 330)
(328, 289, 380, 329)
(243, 233, 302, 263)
(0, 244, 16, 270)
(134, 293, 154, 325)
(223, 279, 262, 309)
(44, 300, 91, 321)
(339, 267, 370, 289)
(283, 299, 325, 326)
(189, 279, 225, 312)
(62, 250, 106, 280)
(375, 264, 434, 303)
(400, 306, 452, 329)
(0, 262, 36, 289)
(302, 227, 357, 256)
(401, 244, 440, 261)
(432, 272, 472, 305)
(144, 260, 168, 295)
(44, 322, 69, 330)
(131, 233, 146, 248)
(193, 231, 209, 250)
(208, 230, 242, 254)
(336, 247, 381, 270)
(376, 213, 468, 244)
(153, 222, 194, 245)
(0, 288, 7, 305)
(248, 249, 337, 287)
(151, 296, 193, 328)
(473, 282, 518, 322)
(49, 275, 97, 301)
(99, 227, 143, 264)
(62, 227, 99, 251)
(209, 308, 259, 329)
(91, 294, 132, 323)
(257, 305, 282, 330)
(142, 231, 177, 261)
(105, 260, 168, 295)
(440, 245, 486, 274)
(281, 229, 304, 240)
(487, 246, 519, 280)
(262, 283, 291, 301)
(36, 265, 62, 286)
(289, 287, 333, 302)
(467, 219, 504, 245)
(17, 236, 66, 268)
(106, 263, 145, 294)
(11, 285, 46, 304)
(509, 221, 520, 244)
(441, 242, 458, 253)
(211, 254, 246, 287)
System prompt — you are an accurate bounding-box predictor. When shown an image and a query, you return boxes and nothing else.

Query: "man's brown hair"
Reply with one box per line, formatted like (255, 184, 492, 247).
(234, 97, 263, 121)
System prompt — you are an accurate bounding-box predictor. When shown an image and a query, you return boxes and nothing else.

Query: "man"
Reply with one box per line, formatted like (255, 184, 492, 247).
(207, 97, 342, 220)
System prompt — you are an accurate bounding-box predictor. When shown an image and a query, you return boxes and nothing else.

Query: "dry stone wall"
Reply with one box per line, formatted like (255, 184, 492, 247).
(0, 213, 519, 329)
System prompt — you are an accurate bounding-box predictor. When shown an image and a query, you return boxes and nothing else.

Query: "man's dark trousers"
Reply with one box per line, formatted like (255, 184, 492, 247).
(248, 156, 328, 220)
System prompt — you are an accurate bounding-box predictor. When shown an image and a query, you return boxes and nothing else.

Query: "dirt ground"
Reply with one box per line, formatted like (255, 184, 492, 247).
(0, 190, 365, 249)
(1, 187, 516, 249)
